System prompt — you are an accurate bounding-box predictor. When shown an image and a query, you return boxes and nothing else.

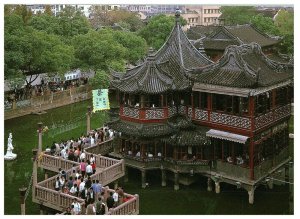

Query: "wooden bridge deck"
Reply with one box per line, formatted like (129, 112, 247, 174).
(32, 139, 139, 215)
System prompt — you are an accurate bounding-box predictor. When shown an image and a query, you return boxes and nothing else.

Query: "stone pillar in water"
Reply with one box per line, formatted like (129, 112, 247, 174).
(215, 182, 220, 194)
(207, 177, 212, 192)
(19, 187, 27, 215)
(38, 122, 43, 155)
(174, 172, 179, 190)
(141, 169, 146, 188)
(124, 166, 129, 183)
(86, 106, 91, 135)
(248, 187, 255, 204)
(161, 169, 166, 187)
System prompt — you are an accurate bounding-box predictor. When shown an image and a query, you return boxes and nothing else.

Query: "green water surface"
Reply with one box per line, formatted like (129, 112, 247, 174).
(4, 100, 292, 215)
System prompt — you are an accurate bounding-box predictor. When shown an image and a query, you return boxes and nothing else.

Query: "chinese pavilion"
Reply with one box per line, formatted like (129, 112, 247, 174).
(187, 24, 284, 62)
(107, 10, 293, 204)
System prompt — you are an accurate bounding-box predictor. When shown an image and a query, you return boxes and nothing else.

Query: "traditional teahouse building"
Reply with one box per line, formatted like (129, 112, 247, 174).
(107, 10, 293, 204)
(187, 24, 284, 62)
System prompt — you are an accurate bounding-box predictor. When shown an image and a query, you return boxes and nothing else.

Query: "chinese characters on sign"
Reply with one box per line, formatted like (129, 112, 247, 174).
(92, 89, 110, 112)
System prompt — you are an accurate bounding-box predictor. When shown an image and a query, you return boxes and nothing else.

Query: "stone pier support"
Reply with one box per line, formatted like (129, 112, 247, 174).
(32, 149, 38, 199)
(39, 204, 44, 215)
(248, 187, 255, 204)
(207, 177, 212, 192)
(174, 172, 179, 190)
(215, 182, 220, 194)
(161, 169, 166, 187)
(12, 99, 16, 110)
(38, 122, 43, 155)
(141, 169, 146, 188)
(267, 178, 274, 189)
(19, 187, 27, 215)
(86, 106, 91, 135)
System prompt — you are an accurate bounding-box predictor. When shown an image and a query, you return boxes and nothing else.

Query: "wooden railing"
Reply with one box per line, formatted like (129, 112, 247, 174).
(33, 185, 86, 213)
(91, 160, 125, 185)
(107, 191, 139, 215)
(84, 139, 113, 155)
(39, 153, 79, 172)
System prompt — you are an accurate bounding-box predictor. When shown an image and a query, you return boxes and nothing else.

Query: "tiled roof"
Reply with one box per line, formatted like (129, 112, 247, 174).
(106, 115, 210, 145)
(226, 24, 279, 47)
(192, 43, 293, 88)
(188, 24, 280, 50)
(110, 15, 213, 94)
(186, 25, 219, 40)
(106, 119, 174, 138)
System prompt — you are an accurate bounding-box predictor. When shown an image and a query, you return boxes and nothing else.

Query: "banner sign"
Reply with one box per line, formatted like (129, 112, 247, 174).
(92, 89, 110, 112)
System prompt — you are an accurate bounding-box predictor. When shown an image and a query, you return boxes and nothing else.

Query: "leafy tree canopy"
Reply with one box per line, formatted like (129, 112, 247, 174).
(138, 14, 186, 50)
(250, 14, 279, 36)
(220, 6, 256, 25)
(89, 7, 144, 32)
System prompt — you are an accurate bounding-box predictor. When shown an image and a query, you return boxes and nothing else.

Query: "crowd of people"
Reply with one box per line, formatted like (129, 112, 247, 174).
(46, 126, 129, 214)
(46, 126, 116, 161)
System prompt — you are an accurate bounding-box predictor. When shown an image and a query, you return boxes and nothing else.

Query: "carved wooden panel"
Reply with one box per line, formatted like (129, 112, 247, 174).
(145, 109, 165, 119)
(123, 107, 140, 119)
(211, 112, 251, 129)
(194, 108, 208, 121)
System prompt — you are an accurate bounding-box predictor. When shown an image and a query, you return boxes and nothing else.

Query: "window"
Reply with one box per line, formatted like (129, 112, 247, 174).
(200, 92, 208, 109)
(255, 92, 271, 115)
(275, 87, 288, 107)
(193, 92, 200, 107)
(108, 6, 111, 10)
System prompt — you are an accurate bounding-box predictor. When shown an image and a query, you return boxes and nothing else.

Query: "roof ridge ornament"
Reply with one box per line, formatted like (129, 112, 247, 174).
(175, 8, 181, 24)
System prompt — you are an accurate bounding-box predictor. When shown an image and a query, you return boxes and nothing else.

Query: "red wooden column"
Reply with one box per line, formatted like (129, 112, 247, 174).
(249, 139, 255, 180)
(249, 96, 255, 131)
(207, 94, 212, 122)
(249, 95, 255, 180)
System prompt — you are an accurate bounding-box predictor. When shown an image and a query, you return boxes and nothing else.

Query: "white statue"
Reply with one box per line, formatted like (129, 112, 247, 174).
(4, 133, 17, 160)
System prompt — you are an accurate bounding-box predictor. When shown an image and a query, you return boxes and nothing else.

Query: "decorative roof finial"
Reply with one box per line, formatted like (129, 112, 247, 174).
(175, 8, 181, 23)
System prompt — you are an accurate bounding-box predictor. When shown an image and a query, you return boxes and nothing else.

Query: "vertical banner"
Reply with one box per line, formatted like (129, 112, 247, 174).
(92, 89, 110, 112)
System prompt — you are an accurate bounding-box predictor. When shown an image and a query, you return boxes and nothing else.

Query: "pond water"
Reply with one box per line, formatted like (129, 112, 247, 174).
(4, 100, 292, 215)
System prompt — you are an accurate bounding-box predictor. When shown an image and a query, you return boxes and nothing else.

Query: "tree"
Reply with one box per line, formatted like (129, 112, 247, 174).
(89, 7, 144, 32)
(13, 4, 33, 25)
(44, 5, 53, 16)
(274, 10, 294, 55)
(5, 19, 75, 85)
(250, 14, 279, 36)
(72, 30, 126, 72)
(110, 31, 147, 64)
(57, 6, 91, 38)
(138, 14, 186, 50)
(274, 10, 294, 36)
(89, 70, 110, 89)
(220, 6, 256, 25)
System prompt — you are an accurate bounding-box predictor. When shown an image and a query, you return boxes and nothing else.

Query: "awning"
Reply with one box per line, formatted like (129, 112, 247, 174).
(206, 129, 249, 144)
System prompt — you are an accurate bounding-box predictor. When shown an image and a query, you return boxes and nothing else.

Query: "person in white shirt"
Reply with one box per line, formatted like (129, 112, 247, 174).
(80, 151, 86, 161)
(90, 136, 95, 145)
(86, 161, 93, 176)
(79, 178, 85, 193)
(72, 198, 81, 215)
(112, 189, 119, 207)
(157, 152, 162, 157)
(136, 151, 140, 157)
(70, 184, 78, 196)
(90, 154, 95, 164)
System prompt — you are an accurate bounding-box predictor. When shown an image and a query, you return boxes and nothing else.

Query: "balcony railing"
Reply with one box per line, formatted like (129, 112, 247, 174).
(119, 104, 291, 131)
(255, 104, 291, 129)
(120, 105, 189, 122)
